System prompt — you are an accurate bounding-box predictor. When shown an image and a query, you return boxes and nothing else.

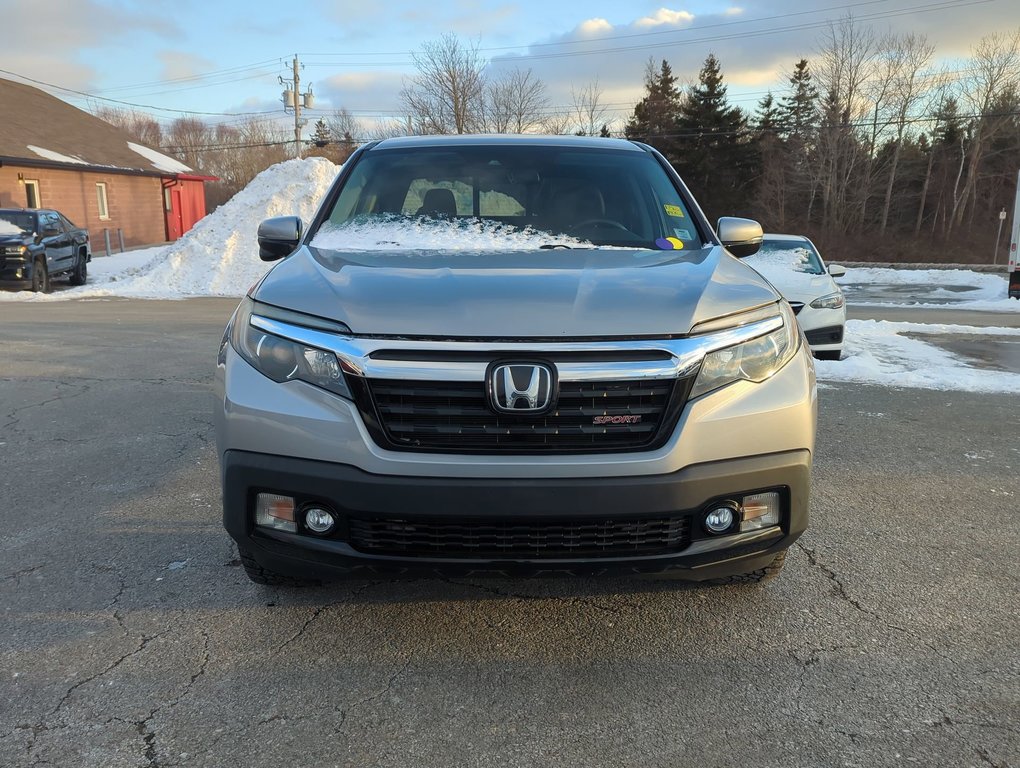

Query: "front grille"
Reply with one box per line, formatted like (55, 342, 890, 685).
(348, 515, 692, 559)
(362, 377, 690, 453)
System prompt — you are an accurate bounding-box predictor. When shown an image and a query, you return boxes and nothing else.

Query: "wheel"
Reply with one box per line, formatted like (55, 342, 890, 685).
(31, 258, 50, 293)
(707, 551, 786, 585)
(814, 349, 842, 361)
(239, 548, 320, 587)
(69, 251, 88, 286)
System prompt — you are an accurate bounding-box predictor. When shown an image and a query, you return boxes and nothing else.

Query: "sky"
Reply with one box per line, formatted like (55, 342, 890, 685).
(2, 0, 1017, 139)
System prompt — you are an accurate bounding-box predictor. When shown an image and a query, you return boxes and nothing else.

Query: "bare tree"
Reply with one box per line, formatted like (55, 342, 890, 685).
(400, 33, 487, 134)
(539, 111, 574, 135)
(94, 106, 163, 148)
(813, 17, 878, 233)
(878, 34, 937, 234)
(948, 29, 1020, 233)
(571, 78, 612, 136)
(486, 67, 549, 133)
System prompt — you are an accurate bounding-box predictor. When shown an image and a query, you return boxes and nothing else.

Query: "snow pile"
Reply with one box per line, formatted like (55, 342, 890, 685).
(0, 156, 340, 300)
(816, 320, 1020, 393)
(78, 157, 338, 298)
(312, 216, 587, 251)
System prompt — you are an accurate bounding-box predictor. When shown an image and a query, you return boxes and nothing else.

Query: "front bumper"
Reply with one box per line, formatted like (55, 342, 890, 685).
(223, 448, 810, 580)
(794, 304, 845, 352)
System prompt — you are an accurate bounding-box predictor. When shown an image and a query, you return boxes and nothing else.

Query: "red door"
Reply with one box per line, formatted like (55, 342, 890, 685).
(169, 188, 184, 241)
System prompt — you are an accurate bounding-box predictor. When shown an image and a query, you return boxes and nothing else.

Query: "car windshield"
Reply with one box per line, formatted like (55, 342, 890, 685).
(313, 144, 703, 251)
(0, 212, 34, 236)
(748, 239, 825, 275)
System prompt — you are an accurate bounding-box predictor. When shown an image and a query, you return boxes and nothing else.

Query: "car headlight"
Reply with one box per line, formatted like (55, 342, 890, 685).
(809, 291, 844, 309)
(4, 245, 27, 256)
(691, 301, 800, 398)
(229, 298, 352, 399)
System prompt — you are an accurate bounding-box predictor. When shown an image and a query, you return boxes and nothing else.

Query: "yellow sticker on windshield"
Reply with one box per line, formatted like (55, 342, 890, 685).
(664, 204, 685, 218)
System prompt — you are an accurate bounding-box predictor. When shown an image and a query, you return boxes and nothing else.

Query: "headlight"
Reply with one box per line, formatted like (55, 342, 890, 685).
(691, 301, 799, 398)
(229, 298, 352, 399)
(809, 291, 844, 309)
(4, 245, 27, 256)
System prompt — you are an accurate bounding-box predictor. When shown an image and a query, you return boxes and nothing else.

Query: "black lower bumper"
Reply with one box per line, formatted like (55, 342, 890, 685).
(805, 325, 844, 346)
(222, 449, 811, 580)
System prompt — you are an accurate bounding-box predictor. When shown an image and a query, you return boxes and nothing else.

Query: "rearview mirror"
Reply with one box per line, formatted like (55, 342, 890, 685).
(716, 217, 763, 258)
(827, 264, 846, 278)
(257, 216, 303, 261)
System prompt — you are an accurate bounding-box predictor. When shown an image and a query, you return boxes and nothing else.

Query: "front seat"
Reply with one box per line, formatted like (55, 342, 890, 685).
(416, 188, 458, 218)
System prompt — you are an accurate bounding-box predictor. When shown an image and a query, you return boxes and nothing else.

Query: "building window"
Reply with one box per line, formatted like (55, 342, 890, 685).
(96, 182, 110, 219)
(24, 180, 40, 208)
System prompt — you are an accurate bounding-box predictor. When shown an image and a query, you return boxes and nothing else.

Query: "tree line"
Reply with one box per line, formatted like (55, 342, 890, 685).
(98, 21, 1020, 263)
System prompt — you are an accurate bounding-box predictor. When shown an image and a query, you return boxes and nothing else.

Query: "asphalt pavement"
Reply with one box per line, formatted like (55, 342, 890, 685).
(1, 298, 1017, 768)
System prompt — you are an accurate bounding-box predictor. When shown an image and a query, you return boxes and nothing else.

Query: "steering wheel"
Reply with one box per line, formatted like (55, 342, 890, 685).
(568, 218, 630, 234)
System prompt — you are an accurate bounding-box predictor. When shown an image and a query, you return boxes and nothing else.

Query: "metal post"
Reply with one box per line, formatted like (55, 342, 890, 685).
(118, 229, 126, 253)
(994, 208, 1007, 264)
(103, 228, 112, 256)
(293, 56, 302, 159)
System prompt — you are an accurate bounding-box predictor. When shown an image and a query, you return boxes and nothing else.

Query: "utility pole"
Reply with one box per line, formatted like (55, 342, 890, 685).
(279, 56, 313, 159)
(292, 56, 302, 159)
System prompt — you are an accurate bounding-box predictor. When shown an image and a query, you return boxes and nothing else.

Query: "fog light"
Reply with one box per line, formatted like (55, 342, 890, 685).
(304, 507, 336, 535)
(740, 491, 781, 532)
(704, 504, 737, 534)
(255, 492, 297, 533)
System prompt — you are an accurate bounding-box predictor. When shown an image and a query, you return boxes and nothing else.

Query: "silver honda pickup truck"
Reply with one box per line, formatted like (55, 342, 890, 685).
(215, 135, 816, 586)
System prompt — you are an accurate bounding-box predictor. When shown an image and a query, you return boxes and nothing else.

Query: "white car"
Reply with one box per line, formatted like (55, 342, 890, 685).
(745, 234, 846, 360)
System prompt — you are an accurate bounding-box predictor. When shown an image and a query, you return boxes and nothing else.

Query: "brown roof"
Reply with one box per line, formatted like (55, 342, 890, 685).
(0, 78, 200, 177)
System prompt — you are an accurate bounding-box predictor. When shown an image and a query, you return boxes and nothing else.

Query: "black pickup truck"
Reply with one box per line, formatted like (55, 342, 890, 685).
(0, 208, 91, 292)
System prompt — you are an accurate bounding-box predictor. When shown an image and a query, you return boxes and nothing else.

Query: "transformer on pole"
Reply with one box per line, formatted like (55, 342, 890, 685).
(279, 56, 313, 159)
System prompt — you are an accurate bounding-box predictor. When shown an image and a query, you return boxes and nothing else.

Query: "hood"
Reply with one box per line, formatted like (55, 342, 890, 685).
(748, 265, 840, 304)
(253, 245, 781, 338)
(0, 234, 30, 246)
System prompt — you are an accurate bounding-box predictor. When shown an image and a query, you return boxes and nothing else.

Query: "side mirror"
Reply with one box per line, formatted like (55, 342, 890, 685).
(257, 216, 303, 261)
(827, 264, 846, 278)
(717, 217, 763, 258)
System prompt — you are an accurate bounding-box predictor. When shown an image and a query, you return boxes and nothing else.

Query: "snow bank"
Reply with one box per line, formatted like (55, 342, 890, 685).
(0, 157, 341, 301)
(816, 319, 1020, 393)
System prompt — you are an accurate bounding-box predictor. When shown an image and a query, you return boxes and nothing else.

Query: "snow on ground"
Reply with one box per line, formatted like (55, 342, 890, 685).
(815, 320, 1020, 393)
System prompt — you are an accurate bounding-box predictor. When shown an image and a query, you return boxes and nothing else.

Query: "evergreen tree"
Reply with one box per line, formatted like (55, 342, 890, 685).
(312, 119, 331, 148)
(625, 59, 683, 161)
(778, 59, 819, 140)
(673, 53, 753, 219)
(755, 92, 782, 134)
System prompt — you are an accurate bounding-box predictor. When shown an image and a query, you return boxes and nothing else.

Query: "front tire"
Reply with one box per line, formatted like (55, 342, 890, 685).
(69, 251, 88, 286)
(31, 258, 50, 293)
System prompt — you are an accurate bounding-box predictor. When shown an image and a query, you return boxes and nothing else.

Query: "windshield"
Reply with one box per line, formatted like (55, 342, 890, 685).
(314, 145, 703, 251)
(0, 212, 34, 236)
(748, 239, 825, 275)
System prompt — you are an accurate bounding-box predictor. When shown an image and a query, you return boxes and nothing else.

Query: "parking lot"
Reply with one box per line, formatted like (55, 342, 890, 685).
(1, 298, 1018, 768)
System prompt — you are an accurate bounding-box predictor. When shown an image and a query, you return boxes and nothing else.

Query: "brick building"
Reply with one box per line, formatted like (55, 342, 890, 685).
(0, 78, 215, 251)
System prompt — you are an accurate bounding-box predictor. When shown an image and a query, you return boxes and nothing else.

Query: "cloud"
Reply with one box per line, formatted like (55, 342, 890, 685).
(635, 9, 695, 29)
(1, 0, 178, 91)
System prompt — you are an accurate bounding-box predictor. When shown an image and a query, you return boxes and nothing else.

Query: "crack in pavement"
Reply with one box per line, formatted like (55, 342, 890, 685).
(333, 658, 413, 737)
(2, 381, 92, 435)
(274, 580, 385, 654)
(1, 563, 46, 583)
